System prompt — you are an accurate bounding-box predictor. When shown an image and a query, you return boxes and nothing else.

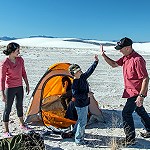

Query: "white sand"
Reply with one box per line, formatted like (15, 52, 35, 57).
(0, 43, 150, 149)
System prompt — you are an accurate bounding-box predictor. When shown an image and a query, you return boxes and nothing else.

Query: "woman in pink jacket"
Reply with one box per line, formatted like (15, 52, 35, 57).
(0, 42, 30, 138)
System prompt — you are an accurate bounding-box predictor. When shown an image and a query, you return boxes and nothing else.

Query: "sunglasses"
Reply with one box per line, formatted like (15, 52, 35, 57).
(12, 43, 17, 49)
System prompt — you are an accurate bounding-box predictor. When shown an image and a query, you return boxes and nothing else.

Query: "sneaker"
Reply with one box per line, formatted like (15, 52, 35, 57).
(20, 125, 31, 131)
(140, 131, 150, 138)
(3, 132, 12, 138)
(117, 138, 136, 146)
(61, 131, 74, 139)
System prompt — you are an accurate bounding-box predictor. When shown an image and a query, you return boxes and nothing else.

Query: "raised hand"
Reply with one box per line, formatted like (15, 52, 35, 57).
(100, 44, 105, 56)
(94, 54, 99, 61)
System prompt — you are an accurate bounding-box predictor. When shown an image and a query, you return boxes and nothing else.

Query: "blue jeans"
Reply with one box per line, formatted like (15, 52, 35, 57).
(122, 96, 150, 141)
(72, 105, 88, 144)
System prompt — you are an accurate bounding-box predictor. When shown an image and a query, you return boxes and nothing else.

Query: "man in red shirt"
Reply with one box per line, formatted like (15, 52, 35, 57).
(101, 37, 150, 145)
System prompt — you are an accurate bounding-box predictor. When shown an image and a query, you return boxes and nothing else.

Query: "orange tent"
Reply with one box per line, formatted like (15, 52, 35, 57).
(25, 62, 104, 129)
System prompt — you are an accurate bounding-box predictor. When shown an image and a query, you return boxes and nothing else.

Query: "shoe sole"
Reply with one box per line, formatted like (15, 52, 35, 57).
(140, 132, 150, 138)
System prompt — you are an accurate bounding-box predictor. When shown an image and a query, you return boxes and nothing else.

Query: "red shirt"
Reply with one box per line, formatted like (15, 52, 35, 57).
(0, 57, 27, 90)
(116, 51, 148, 98)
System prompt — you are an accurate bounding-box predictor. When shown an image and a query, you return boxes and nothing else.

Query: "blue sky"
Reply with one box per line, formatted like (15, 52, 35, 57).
(0, 0, 150, 41)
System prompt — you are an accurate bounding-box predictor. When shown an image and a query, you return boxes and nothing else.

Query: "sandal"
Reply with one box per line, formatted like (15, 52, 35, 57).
(3, 132, 13, 138)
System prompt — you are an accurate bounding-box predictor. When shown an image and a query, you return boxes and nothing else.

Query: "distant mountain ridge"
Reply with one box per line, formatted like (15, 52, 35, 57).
(29, 35, 54, 38)
(64, 39, 115, 46)
(0, 36, 149, 43)
(0, 36, 150, 52)
(0, 35, 55, 41)
(0, 36, 17, 41)
(0, 36, 116, 46)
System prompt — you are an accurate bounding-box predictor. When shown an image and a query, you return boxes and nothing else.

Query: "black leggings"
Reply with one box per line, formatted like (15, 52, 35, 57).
(3, 86, 24, 122)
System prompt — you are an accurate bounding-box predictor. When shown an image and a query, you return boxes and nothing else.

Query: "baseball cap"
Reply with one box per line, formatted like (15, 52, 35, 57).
(68, 64, 81, 76)
(115, 37, 133, 50)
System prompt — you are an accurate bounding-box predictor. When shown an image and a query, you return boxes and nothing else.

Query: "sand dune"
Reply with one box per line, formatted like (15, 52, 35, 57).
(0, 41, 150, 149)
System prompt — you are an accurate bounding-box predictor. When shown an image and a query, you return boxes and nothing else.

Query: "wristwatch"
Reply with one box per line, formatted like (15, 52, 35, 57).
(138, 94, 146, 98)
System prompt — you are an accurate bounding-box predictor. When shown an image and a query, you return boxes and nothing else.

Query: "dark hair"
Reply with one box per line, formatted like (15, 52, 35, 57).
(3, 42, 20, 56)
(62, 76, 72, 91)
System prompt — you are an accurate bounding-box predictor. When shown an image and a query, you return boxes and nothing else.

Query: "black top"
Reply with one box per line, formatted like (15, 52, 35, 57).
(72, 61, 98, 107)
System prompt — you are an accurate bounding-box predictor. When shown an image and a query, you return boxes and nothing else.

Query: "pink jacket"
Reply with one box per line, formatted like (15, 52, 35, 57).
(0, 57, 27, 90)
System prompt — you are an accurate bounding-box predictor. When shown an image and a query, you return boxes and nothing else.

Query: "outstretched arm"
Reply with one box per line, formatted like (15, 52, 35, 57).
(83, 54, 99, 79)
(100, 45, 118, 68)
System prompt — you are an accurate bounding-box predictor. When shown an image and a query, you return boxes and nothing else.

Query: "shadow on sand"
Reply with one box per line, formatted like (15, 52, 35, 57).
(38, 108, 150, 149)
(87, 108, 150, 129)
